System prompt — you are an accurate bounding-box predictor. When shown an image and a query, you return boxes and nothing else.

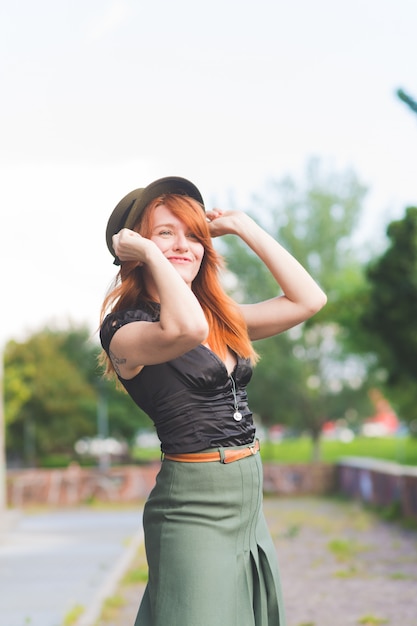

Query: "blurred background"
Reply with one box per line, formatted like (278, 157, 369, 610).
(1, 0, 416, 472)
(1, 2, 417, 625)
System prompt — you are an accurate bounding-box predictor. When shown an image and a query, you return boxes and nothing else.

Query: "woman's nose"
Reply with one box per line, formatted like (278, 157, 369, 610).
(173, 232, 188, 250)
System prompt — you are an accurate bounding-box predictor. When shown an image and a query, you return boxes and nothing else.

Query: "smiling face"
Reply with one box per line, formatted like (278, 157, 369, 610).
(149, 204, 205, 287)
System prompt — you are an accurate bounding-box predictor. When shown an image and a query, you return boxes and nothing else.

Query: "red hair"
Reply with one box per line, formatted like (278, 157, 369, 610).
(100, 194, 258, 373)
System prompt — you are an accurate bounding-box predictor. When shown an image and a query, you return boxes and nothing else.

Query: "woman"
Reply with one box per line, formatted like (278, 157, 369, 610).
(100, 176, 327, 626)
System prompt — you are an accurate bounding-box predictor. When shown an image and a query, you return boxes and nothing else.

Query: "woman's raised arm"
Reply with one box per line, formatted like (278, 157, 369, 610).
(207, 210, 327, 341)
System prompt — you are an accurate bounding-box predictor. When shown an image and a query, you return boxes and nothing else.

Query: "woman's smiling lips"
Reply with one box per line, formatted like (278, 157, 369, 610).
(167, 256, 192, 263)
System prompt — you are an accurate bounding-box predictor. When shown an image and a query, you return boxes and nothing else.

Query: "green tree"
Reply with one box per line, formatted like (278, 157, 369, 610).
(5, 329, 96, 464)
(4, 325, 150, 465)
(53, 326, 151, 443)
(361, 207, 417, 429)
(397, 88, 417, 115)
(220, 158, 373, 458)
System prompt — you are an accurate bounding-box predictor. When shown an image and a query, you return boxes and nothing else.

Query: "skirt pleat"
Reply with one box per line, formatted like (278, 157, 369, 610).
(134, 450, 285, 626)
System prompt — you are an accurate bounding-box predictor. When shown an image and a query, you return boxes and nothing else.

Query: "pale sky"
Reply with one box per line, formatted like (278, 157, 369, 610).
(1, 0, 416, 347)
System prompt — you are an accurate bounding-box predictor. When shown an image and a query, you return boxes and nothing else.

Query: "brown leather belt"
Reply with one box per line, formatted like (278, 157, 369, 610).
(164, 440, 260, 464)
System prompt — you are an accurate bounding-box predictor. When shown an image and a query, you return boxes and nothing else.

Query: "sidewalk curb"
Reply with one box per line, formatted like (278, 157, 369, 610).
(75, 526, 144, 626)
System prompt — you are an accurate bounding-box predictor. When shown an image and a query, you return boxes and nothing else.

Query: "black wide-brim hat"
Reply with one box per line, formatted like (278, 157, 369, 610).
(106, 176, 205, 264)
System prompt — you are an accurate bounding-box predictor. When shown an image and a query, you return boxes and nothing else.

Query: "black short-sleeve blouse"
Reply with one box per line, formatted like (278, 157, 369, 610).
(100, 302, 256, 453)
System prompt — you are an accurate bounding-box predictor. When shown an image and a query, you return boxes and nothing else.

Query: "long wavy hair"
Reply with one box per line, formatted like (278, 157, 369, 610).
(100, 194, 258, 375)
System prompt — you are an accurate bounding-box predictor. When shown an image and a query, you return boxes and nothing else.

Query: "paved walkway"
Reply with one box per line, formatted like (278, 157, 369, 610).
(266, 497, 417, 626)
(0, 507, 142, 626)
(1, 497, 416, 626)
(95, 497, 417, 626)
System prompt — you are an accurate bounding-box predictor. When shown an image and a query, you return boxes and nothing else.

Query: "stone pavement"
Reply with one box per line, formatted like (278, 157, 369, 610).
(95, 496, 417, 626)
(0, 506, 143, 626)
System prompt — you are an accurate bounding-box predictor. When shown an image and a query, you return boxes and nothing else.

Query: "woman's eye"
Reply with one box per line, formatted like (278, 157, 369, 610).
(187, 232, 198, 239)
(159, 230, 173, 236)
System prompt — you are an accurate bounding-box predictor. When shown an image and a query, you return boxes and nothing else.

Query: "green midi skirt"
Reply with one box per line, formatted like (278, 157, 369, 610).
(134, 447, 285, 626)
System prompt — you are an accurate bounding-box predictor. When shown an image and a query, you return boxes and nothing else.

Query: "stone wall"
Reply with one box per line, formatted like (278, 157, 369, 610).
(10, 458, 416, 518)
(337, 456, 417, 521)
(6, 464, 160, 507)
(6, 461, 336, 507)
(263, 462, 336, 495)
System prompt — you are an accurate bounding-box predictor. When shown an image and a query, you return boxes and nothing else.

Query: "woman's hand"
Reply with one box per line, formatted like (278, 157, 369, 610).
(206, 210, 327, 340)
(206, 209, 252, 238)
(112, 228, 156, 264)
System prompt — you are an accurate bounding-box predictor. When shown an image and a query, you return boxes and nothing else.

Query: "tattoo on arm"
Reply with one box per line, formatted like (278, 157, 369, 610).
(110, 349, 127, 376)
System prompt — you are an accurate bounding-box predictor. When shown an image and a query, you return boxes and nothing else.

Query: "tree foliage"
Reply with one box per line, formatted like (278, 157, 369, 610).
(361, 207, 417, 426)
(4, 325, 149, 465)
(219, 158, 373, 455)
(397, 88, 417, 115)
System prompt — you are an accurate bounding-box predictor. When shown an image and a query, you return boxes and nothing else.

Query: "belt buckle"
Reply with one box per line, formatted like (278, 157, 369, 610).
(249, 440, 259, 455)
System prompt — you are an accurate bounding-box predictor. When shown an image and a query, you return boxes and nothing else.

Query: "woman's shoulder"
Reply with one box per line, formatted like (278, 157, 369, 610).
(100, 301, 160, 353)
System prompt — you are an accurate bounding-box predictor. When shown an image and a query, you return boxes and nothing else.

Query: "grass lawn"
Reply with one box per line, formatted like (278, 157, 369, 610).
(133, 436, 417, 466)
(260, 435, 417, 465)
